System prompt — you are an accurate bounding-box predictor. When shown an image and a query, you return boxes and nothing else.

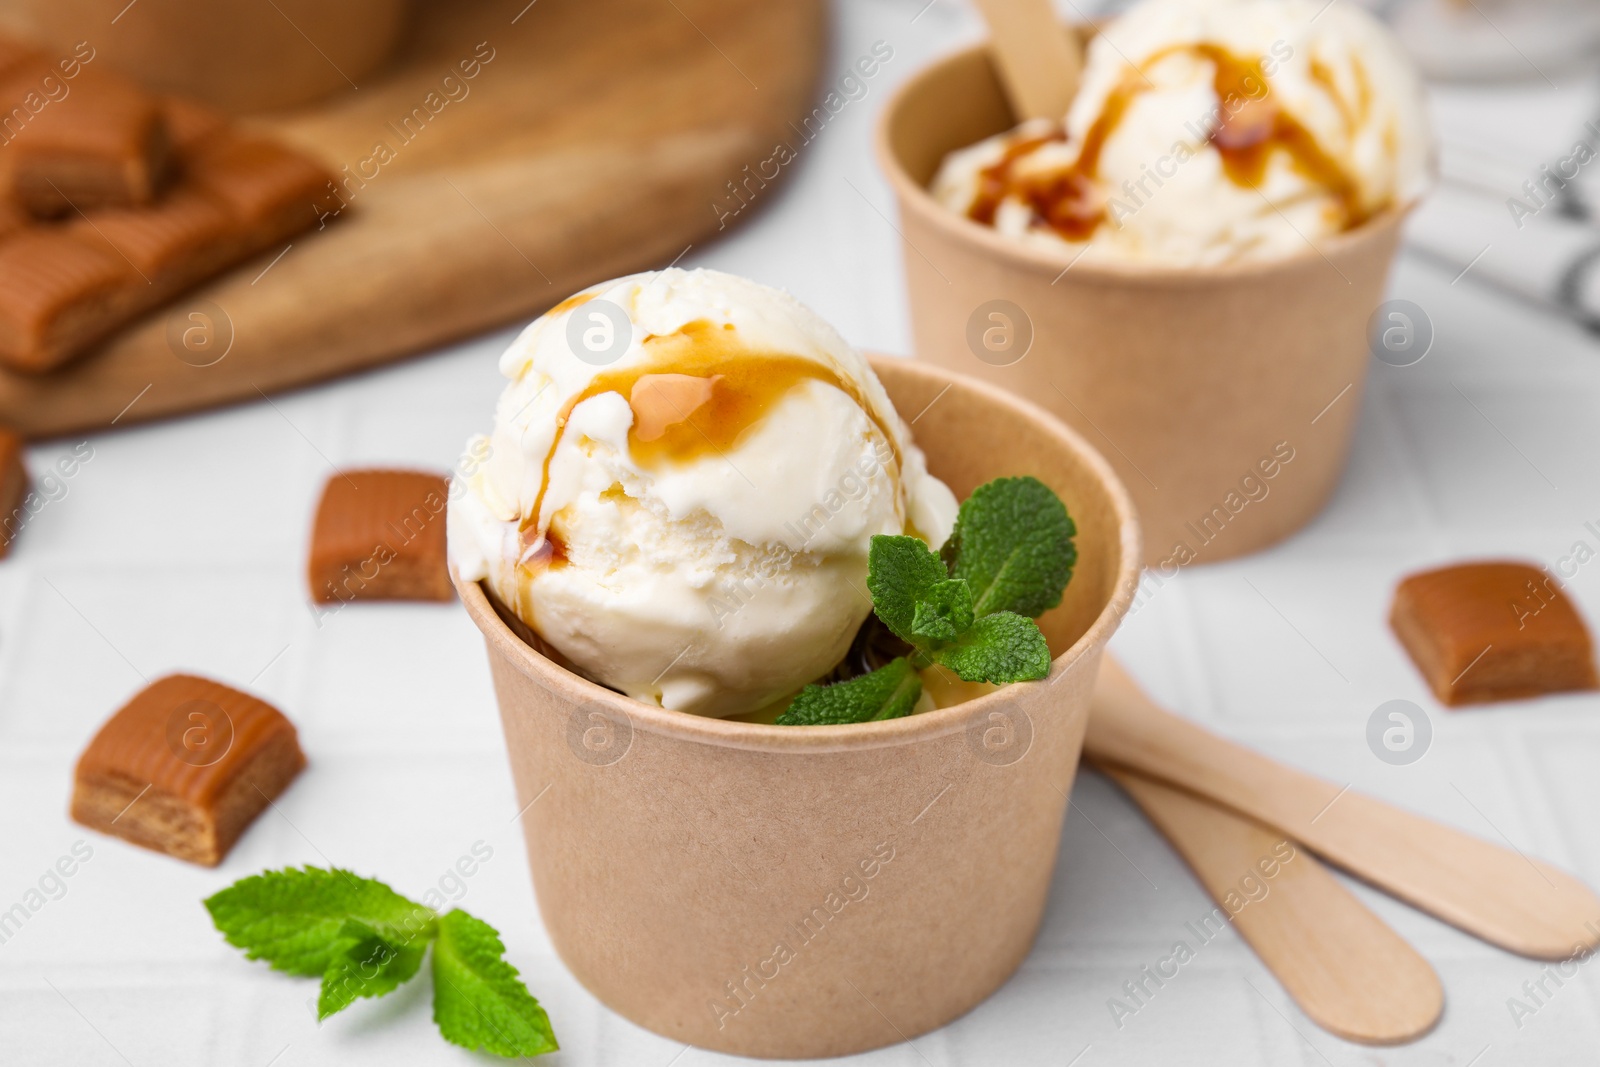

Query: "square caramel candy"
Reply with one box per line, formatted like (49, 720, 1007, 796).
(0, 34, 39, 78)
(70, 188, 240, 288)
(0, 229, 139, 373)
(186, 133, 337, 246)
(159, 95, 226, 155)
(308, 469, 452, 603)
(0, 59, 171, 216)
(72, 675, 305, 866)
(0, 198, 26, 242)
(0, 424, 25, 557)
(1390, 561, 1600, 706)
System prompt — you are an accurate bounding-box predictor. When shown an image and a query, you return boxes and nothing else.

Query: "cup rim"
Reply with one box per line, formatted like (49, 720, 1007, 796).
(873, 37, 1415, 286)
(454, 357, 1143, 754)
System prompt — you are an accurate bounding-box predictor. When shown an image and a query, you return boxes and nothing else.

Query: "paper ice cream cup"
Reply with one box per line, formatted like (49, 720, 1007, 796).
(456, 358, 1140, 1060)
(875, 41, 1407, 566)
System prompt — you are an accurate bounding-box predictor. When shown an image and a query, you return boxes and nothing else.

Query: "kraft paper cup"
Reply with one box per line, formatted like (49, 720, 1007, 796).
(875, 41, 1407, 566)
(3, 0, 408, 112)
(456, 358, 1140, 1060)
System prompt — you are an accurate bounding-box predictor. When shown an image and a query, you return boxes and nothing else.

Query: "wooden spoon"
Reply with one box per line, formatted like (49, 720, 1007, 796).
(1086, 656, 1600, 960)
(971, 0, 1083, 120)
(1099, 764, 1443, 1044)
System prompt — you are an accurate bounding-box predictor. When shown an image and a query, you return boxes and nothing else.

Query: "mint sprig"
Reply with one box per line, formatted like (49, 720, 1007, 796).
(943, 476, 1077, 618)
(203, 867, 434, 977)
(867, 535, 950, 642)
(778, 476, 1075, 726)
(318, 919, 427, 1020)
(777, 658, 923, 725)
(933, 611, 1052, 682)
(205, 867, 557, 1057)
(433, 909, 558, 1057)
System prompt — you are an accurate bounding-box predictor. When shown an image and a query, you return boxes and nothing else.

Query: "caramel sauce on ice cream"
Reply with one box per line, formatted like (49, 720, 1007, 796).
(966, 44, 1373, 243)
(519, 319, 902, 559)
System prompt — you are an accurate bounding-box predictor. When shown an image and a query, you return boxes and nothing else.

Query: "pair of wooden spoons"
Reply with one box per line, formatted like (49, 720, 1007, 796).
(962, 0, 1600, 1039)
(1087, 657, 1600, 1044)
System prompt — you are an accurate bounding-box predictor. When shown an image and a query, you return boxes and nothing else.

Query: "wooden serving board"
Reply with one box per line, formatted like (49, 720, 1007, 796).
(0, 0, 825, 438)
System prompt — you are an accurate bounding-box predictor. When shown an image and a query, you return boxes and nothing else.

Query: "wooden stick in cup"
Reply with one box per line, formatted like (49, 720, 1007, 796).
(1086, 656, 1600, 960)
(1099, 764, 1443, 1044)
(971, 0, 1082, 119)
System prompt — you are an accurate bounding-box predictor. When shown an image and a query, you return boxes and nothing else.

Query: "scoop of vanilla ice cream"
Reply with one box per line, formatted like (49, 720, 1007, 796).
(932, 0, 1432, 265)
(449, 268, 958, 719)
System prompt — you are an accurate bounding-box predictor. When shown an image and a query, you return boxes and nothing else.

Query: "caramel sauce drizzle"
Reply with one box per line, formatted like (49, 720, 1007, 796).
(966, 44, 1376, 242)
(546, 290, 598, 317)
(515, 319, 903, 575)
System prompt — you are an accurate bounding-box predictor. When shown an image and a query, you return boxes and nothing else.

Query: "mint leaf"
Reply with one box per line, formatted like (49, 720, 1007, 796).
(910, 579, 974, 644)
(932, 611, 1051, 683)
(942, 476, 1076, 619)
(205, 867, 435, 977)
(776, 657, 922, 725)
(867, 535, 950, 642)
(318, 919, 427, 1020)
(432, 909, 558, 1058)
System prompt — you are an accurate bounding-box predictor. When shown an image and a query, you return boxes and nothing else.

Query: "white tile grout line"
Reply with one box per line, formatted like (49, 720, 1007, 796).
(44, 977, 137, 1067)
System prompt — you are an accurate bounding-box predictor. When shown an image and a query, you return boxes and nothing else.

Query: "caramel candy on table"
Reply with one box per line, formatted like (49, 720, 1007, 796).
(71, 675, 305, 866)
(0, 58, 171, 216)
(1390, 560, 1600, 706)
(0, 424, 25, 557)
(308, 469, 453, 603)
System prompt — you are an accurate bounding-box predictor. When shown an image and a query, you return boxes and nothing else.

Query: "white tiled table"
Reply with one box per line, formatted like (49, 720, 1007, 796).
(5, 2, 1600, 1064)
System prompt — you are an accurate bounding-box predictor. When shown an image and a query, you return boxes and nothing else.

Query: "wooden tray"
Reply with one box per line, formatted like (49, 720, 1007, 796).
(0, 0, 824, 438)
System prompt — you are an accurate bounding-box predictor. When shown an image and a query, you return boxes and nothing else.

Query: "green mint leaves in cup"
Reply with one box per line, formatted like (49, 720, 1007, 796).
(777, 476, 1075, 726)
(204, 867, 557, 1058)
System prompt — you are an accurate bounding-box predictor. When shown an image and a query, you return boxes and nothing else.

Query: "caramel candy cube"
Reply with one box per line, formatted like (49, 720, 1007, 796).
(72, 675, 306, 866)
(1, 60, 171, 216)
(0, 229, 138, 373)
(1390, 561, 1600, 706)
(159, 95, 227, 155)
(0, 424, 25, 557)
(187, 134, 335, 243)
(308, 469, 452, 603)
(0, 34, 39, 78)
(0, 76, 338, 374)
(70, 188, 239, 282)
(0, 198, 26, 242)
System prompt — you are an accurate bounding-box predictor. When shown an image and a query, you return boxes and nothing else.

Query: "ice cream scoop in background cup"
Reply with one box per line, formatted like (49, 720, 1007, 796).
(875, 26, 1415, 566)
(456, 357, 1140, 1059)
